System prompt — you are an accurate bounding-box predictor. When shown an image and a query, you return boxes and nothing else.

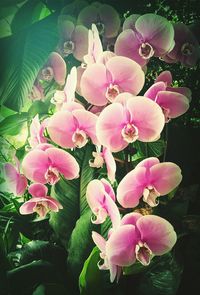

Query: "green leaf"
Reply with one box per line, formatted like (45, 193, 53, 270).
(134, 139, 165, 159)
(28, 100, 49, 118)
(0, 13, 58, 111)
(0, 0, 26, 7)
(137, 253, 183, 295)
(49, 145, 95, 247)
(0, 112, 27, 135)
(67, 209, 96, 284)
(79, 247, 102, 295)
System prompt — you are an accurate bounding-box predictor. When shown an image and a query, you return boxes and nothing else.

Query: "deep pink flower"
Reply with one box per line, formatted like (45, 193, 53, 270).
(4, 157, 27, 196)
(58, 16, 88, 61)
(144, 81, 190, 122)
(89, 146, 116, 183)
(163, 23, 200, 67)
(22, 147, 80, 185)
(77, 2, 121, 38)
(117, 157, 182, 208)
(107, 213, 177, 267)
(115, 13, 175, 66)
(47, 109, 99, 149)
(92, 212, 176, 282)
(96, 94, 165, 152)
(86, 178, 120, 228)
(19, 183, 63, 218)
(80, 56, 145, 106)
(40, 52, 66, 85)
(51, 66, 84, 111)
(28, 115, 48, 149)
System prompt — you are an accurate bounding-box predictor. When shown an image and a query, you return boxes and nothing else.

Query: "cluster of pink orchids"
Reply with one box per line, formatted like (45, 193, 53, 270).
(2, 1, 199, 283)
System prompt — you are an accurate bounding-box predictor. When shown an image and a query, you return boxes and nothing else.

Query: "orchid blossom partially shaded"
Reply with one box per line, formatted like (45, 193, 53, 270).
(22, 145, 80, 185)
(80, 55, 145, 106)
(58, 15, 88, 61)
(39, 52, 66, 85)
(47, 109, 98, 149)
(117, 157, 182, 208)
(28, 115, 48, 149)
(77, 2, 121, 39)
(89, 146, 116, 183)
(96, 94, 165, 152)
(86, 178, 120, 228)
(115, 13, 175, 66)
(20, 183, 63, 218)
(3, 157, 27, 196)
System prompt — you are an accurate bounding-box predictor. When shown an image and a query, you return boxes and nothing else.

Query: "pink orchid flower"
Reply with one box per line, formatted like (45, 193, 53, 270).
(115, 13, 175, 67)
(89, 146, 116, 184)
(86, 178, 120, 228)
(144, 80, 190, 122)
(19, 183, 63, 218)
(117, 157, 182, 208)
(28, 81, 44, 101)
(92, 212, 176, 282)
(80, 55, 145, 106)
(96, 94, 165, 152)
(28, 115, 48, 149)
(51, 66, 84, 111)
(163, 23, 200, 67)
(47, 109, 99, 149)
(58, 15, 88, 61)
(4, 157, 27, 196)
(22, 146, 80, 185)
(40, 52, 66, 86)
(77, 2, 121, 39)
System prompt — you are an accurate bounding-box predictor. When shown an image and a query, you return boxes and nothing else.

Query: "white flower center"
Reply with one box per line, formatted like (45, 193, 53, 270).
(33, 201, 49, 218)
(96, 22, 105, 35)
(135, 241, 152, 266)
(143, 185, 160, 207)
(139, 42, 155, 59)
(181, 43, 194, 56)
(89, 151, 104, 168)
(121, 123, 139, 143)
(72, 129, 88, 148)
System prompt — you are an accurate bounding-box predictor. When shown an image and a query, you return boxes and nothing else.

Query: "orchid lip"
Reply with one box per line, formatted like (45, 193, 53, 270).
(135, 241, 152, 266)
(95, 22, 105, 36)
(45, 166, 60, 185)
(89, 151, 104, 168)
(121, 123, 139, 143)
(63, 40, 75, 55)
(105, 84, 120, 102)
(72, 129, 88, 148)
(143, 185, 160, 207)
(139, 42, 155, 59)
(41, 67, 54, 81)
(33, 201, 49, 218)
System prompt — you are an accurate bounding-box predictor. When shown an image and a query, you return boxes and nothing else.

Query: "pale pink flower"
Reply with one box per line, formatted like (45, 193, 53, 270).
(80, 56, 145, 106)
(40, 52, 66, 85)
(77, 2, 121, 39)
(19, 183, 63, 218)
(89, 146, 116, 183)
(51, 66, 84, 111)
(4, 157, 27, 196)
(28, 115, 48, 149)
(96, 94, 165, 152)
(144, 79, 190, 122)
(47, 109, 99, 149)
(22, 147, 80, 185)
(86, 178, 120, 228)
(58, 16, 88, 61)
(115, 13, 175, 66)
(117, 157, 182, 208)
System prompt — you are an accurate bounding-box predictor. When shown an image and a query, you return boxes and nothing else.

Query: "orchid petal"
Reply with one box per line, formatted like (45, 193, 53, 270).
(144, 82, 166, 100)
(155, 71, 173, 85)
(28, 183, 48, 198)
(103, 147, 116, 184)
(72, 25, 89, 61)
(49, 52, 67, 85)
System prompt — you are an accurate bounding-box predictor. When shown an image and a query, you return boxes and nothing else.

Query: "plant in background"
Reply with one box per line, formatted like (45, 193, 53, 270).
(0, 1, 199, 295)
